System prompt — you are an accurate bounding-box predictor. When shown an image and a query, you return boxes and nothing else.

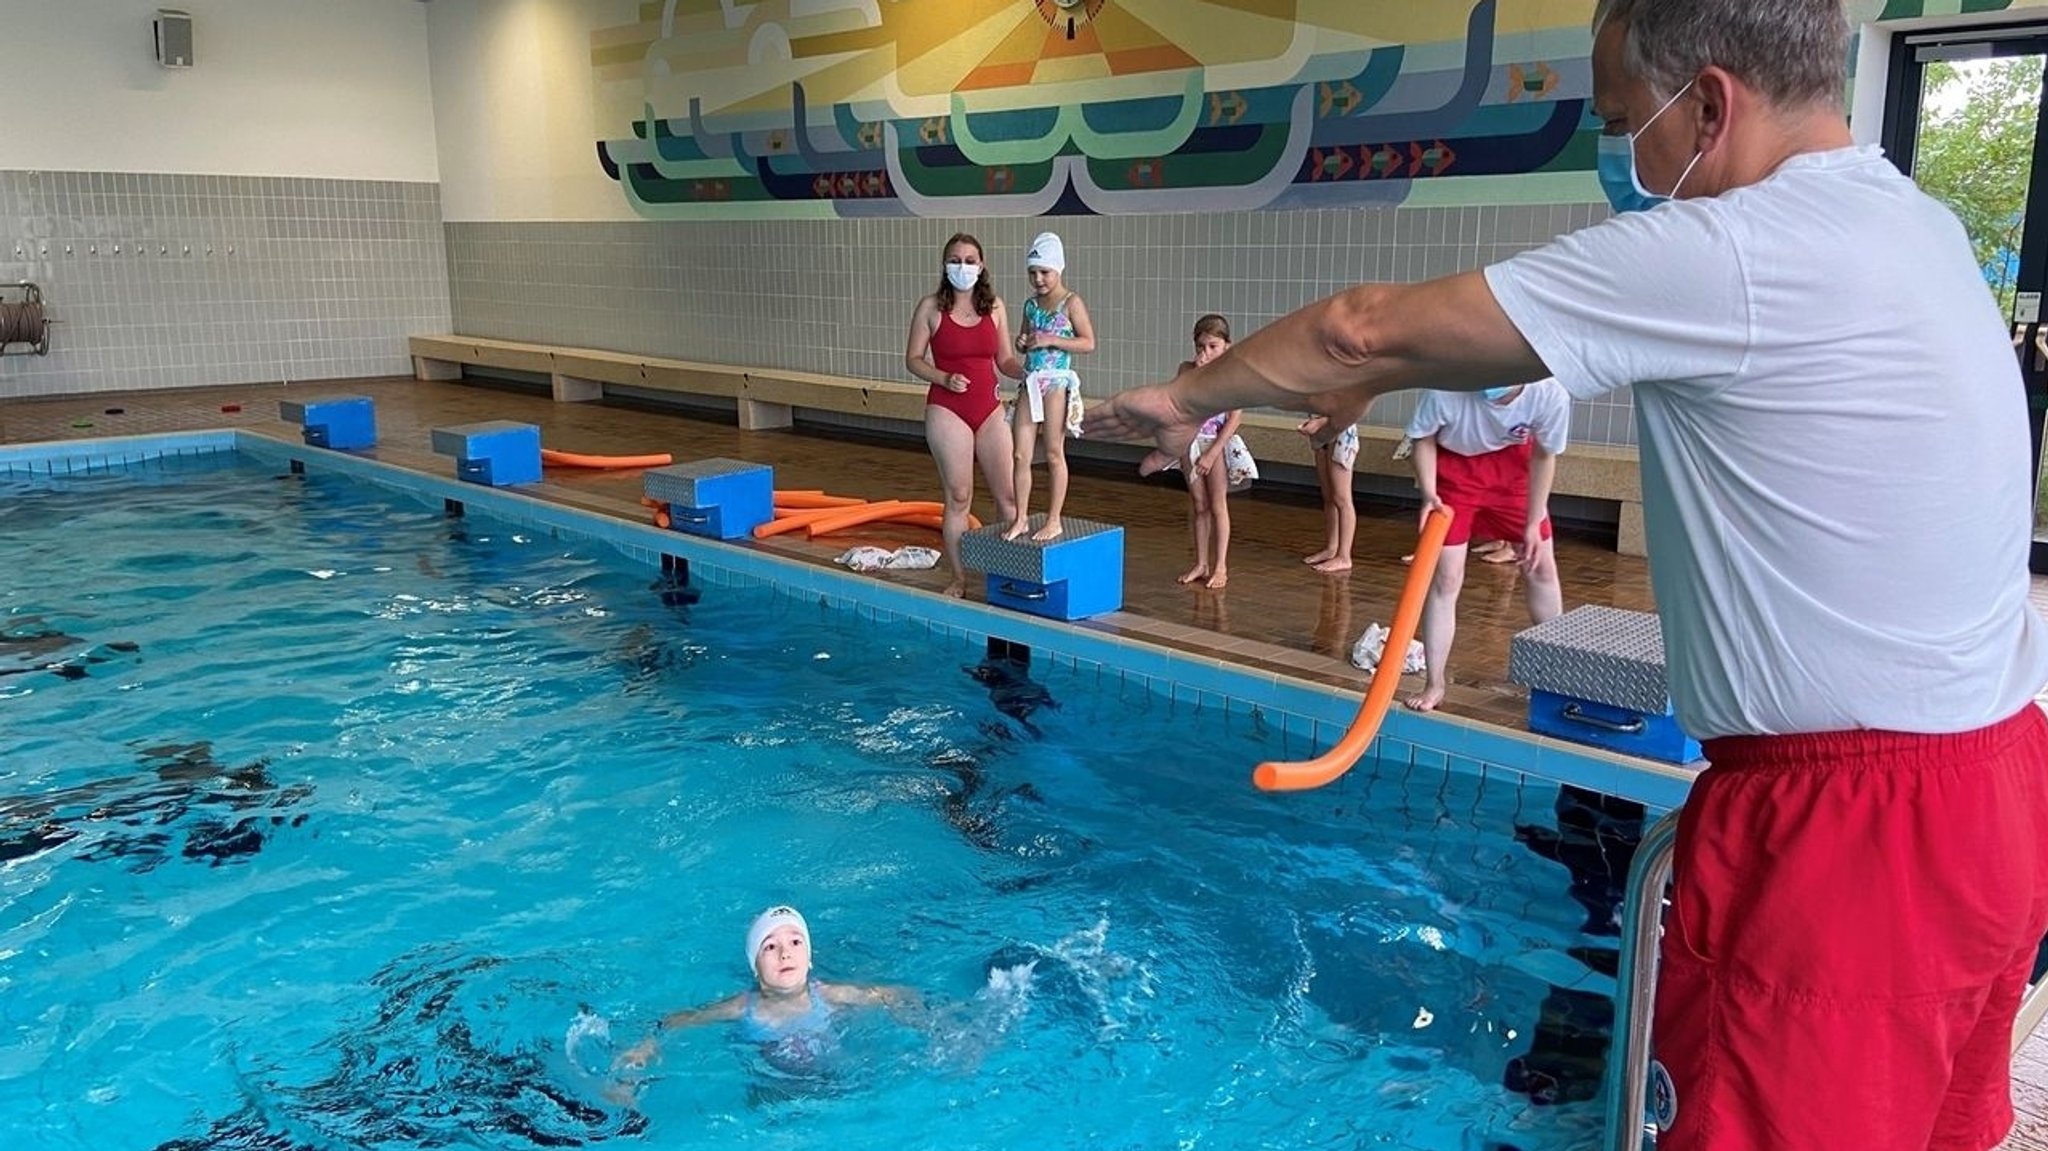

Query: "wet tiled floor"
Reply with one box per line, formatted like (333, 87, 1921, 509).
(6, 375, 2048, 1147)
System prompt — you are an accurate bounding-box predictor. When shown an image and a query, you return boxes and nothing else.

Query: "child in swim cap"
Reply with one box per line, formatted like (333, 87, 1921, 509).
(613, 904, 919, 1074)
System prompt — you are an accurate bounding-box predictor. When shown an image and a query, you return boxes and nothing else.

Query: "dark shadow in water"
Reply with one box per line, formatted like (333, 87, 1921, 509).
(1502, 784, 1645, 1107)
(155, 948, 646, 1150)
(0, 616, 142, 682)
(964, 655, 1057, 738)
(0, 741, 309, 871)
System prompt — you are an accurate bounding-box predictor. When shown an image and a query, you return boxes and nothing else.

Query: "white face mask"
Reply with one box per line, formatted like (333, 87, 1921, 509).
(944, 261, 980, 292)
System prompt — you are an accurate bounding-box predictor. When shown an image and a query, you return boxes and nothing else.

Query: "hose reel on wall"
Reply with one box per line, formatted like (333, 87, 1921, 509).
(0, 283, 51, 356)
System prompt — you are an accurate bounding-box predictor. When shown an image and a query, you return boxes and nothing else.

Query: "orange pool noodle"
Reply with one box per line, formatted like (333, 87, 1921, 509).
(1253, 507, 1453, 793)
(803, 500, 915, 537)
(541, 449, 674, 470)
(774, 491, 866, 509)
(754, 505, 863, 538)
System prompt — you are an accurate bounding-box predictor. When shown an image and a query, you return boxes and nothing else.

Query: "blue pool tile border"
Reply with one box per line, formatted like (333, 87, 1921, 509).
(5, 430, 1697, 809)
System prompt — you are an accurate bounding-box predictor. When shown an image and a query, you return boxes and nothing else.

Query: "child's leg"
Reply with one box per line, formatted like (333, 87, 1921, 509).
(1523, 533, 1563, 624)
(1004, 400, 1037, 540)
(1032, 391, 1068, 542)
(1179, 476, 1211, 584)
(1203, 463, 1231, 590)
(1405, 544, 1469, 711)
(1312, 455, 1356, 574)
(1305, 450, 1339, 565)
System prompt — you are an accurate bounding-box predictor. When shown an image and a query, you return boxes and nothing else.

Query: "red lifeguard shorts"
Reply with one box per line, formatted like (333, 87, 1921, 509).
(1434, 442, 1550, 548)
(1653, 706, 2048, 1151)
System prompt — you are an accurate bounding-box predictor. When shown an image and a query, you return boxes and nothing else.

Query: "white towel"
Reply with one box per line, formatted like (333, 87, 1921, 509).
(835, 545, 941, 573)
(1350, 622, 1425, 675)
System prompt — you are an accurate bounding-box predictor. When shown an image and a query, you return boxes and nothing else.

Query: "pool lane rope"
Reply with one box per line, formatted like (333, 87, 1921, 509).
(1253, 506, 1453, 792)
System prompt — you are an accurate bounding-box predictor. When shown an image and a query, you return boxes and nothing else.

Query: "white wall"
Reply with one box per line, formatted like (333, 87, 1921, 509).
(427, 0, 637, 222)
(0, 0, 438, 181)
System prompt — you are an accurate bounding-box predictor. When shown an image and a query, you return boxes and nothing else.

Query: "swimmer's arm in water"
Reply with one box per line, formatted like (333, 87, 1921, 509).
(819, 981, 928, 1023)
(612, 993, 746, 1069)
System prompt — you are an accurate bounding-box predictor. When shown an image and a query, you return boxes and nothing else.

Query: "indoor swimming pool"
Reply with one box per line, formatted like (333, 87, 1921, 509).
(0, 438, 1670, 1151)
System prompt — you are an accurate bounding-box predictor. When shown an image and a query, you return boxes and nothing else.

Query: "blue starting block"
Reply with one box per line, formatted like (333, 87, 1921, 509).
(279, 395, 376, 450)
(1509, 605, 1703, 764)
(643, 458, 773, 540)
(430, 420, 542, 487)
(959, 515, 1123, 620)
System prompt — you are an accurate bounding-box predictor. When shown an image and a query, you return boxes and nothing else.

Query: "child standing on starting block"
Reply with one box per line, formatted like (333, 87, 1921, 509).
(1005, 232, 1095, 542)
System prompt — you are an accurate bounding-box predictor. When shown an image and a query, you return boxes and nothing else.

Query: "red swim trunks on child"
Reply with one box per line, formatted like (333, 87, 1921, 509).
(1434, 442, 1550, 548)
(1652, 706, 2048, 1151)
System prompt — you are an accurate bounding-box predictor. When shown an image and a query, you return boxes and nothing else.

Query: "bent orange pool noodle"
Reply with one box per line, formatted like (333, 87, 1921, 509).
(754, 505, 862, 538)
(1253, 507, 1453, 792)
(541, 449, 674, 469)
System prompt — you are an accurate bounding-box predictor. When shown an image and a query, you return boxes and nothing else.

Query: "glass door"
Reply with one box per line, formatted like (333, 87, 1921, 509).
(1884, 28, 2048, 571)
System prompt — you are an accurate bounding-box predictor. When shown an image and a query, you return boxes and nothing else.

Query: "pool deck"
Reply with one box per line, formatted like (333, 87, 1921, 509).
(7, 375, 2048, 1146)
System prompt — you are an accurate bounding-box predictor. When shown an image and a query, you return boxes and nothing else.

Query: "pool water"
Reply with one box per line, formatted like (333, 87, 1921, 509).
(0, 455, 1625, 1150)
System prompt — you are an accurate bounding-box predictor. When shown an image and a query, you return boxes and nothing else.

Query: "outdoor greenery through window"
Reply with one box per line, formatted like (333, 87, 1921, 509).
(1911, 56, 2044, 321)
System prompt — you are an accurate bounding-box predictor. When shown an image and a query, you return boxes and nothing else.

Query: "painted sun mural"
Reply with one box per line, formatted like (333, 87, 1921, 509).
(587, 0, 1611, 218)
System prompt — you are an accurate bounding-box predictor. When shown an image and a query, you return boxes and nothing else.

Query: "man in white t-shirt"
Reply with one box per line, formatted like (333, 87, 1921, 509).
(1085, 2, 2048, 1148)
(1404, 380, 1572, 710)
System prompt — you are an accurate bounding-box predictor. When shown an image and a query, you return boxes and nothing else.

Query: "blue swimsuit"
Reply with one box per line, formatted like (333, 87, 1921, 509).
(738, 981, 838, 1068)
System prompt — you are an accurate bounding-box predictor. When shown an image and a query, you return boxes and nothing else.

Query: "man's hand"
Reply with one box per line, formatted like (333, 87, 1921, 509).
(1082, 377, 1199, 473)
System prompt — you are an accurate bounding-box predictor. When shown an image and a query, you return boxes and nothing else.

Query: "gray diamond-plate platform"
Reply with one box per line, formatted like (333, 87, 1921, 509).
(959, 515, 1118, 582)
(1509, 605, 1672, 714)
(430, 420, 533, 455)
(642, 458, 767, 506)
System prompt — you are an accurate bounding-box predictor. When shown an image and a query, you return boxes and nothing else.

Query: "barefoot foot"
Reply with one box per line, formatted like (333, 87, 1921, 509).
(1030, 519, 1064, 543)
(942, 579, 965, 598)
(1002, 520, 1030, 541)
(1303, 548, 1336, 565)
(1403, 684, 1446, 712)
(1312, 556, 1353, 573)
(1177, 565, 1210, 585)
(1204, 569, 1229, 590)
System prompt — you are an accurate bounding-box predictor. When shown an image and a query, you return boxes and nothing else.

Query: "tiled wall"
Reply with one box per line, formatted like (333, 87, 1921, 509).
(446, 206, 1641, 448)
(0, 170, 450, 398)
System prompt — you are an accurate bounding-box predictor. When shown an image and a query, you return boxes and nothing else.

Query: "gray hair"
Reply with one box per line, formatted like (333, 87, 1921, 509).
(1592, 0, 1849, 108)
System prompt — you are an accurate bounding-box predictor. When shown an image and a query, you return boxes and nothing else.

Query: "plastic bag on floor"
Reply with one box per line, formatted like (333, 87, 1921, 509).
(1350, 622, 1425, 675)
(836, 545, 941, 573)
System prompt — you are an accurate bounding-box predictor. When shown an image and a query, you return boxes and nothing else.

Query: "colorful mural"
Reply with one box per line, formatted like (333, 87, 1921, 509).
(589, 0, 1607, 219)
(590, 0, 2046, 219)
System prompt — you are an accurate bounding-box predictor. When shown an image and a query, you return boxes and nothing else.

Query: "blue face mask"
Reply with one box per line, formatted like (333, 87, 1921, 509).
(1596, 80, 1701, 214)
(1482, 386, 1515, 402)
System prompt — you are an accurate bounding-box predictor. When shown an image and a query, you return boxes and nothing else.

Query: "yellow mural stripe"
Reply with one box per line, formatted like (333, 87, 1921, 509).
(1089, 4, 1197, 63)
(1041, 21, 1104, 61)
(1116, 0, 1302, 63)
(1197, 0, 1299, 18)
(1032, 55, 1114, 85)
(894, 3, 1034, 99)
(590, 42, 649, 68)
(881, 0, 1020, 71)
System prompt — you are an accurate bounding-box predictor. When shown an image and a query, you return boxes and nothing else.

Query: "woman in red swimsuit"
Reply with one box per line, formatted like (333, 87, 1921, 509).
(905, 233, 1024, 595)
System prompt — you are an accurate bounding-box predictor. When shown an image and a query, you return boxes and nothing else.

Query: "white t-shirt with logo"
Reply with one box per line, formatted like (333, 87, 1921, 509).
(1406, 379, 1572, 458)
(1485, 144, 2048, 739)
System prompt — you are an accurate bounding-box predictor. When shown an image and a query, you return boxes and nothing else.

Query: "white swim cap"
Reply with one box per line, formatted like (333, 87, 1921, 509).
(1026, 231, 1066, 273)
(745, 905, 808, 966)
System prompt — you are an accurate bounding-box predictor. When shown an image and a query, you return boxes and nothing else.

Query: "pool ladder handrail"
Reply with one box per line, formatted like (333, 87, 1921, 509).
(1603, 807, 1682, 1151)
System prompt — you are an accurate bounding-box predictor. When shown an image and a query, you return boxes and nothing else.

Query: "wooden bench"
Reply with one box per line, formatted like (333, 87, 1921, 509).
(409, 335, 925, 431)
(409, 335, 1649, 555)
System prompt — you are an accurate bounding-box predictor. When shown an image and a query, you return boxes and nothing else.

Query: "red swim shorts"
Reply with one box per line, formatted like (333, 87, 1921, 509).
(1651, 706, 2048, 1151)
(1434, 442, 1550, 548)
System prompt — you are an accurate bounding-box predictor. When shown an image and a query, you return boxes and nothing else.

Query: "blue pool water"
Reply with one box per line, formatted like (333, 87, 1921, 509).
(0, 454, 1629, 1150)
